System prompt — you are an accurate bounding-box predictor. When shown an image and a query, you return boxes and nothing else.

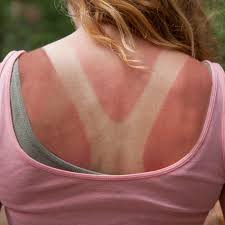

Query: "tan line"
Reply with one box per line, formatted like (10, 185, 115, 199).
(44, 44, 187, 172)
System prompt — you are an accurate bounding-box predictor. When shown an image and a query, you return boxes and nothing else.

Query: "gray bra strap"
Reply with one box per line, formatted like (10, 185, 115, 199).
(10, 60, 103, 175)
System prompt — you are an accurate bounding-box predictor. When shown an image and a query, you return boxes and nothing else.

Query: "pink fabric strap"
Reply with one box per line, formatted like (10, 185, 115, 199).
(0, 51, 25, 78)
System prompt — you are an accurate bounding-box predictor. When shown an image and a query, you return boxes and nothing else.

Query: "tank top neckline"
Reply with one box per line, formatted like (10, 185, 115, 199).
(5, 52, 218, 181)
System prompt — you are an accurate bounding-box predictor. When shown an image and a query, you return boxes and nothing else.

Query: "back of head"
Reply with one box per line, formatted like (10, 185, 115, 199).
(65, 0, 219, 69)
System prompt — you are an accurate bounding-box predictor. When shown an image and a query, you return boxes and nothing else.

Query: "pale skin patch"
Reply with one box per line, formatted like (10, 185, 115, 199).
(19, 26, 213, 175)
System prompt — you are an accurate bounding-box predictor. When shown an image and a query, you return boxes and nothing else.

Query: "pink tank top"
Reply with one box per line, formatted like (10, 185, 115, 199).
(0, 51, 225, 225)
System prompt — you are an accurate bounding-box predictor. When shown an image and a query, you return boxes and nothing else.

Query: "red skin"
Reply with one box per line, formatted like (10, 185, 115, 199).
(143, 58, 212, 171)
(19, 50, 91, 169)
(18, 44, 212, 175)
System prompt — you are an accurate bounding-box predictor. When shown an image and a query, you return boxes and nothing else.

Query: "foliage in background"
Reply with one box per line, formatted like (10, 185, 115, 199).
(0, 0, 225, 67)
(0, 0, 73, 58)
(203, 0, 225, 67)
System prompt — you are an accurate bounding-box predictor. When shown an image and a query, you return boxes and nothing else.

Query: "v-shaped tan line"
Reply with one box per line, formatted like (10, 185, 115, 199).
(45, 44, 188, 172)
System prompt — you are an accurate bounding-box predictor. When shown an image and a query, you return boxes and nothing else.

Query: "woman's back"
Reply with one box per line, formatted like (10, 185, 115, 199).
(0, 49, 224, 225)
(18, 26, 212, 175)
(1, 1, 225, 224)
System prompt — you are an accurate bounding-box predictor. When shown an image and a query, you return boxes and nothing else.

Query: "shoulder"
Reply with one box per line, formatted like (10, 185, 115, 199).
(155, 51, 214, 135)
(153, 50, 213, 110)
(170, 55, 213, 101)
(170, 56, 214, 132)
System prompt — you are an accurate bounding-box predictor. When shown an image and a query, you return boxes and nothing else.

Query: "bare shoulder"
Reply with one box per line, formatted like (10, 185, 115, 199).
(154, 49, 213, 110)
(167, 53, 213, 102)
(170, 55, 214, 139)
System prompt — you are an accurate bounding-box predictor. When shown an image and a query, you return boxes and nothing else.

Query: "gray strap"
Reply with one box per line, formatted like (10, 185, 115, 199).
(10, 60, 102, 175)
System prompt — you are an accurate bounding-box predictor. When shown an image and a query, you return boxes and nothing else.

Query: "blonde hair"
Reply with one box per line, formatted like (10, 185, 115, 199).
(64, 0, 219, 69)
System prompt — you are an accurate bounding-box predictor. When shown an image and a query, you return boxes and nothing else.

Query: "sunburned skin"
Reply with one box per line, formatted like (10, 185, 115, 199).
(19, 50, 91, 170)
(18, 27, 212, 175)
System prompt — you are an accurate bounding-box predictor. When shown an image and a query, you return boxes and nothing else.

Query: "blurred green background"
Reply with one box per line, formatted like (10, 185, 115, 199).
(0, 0, 225, 67)
(0, 0, 73, 58)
